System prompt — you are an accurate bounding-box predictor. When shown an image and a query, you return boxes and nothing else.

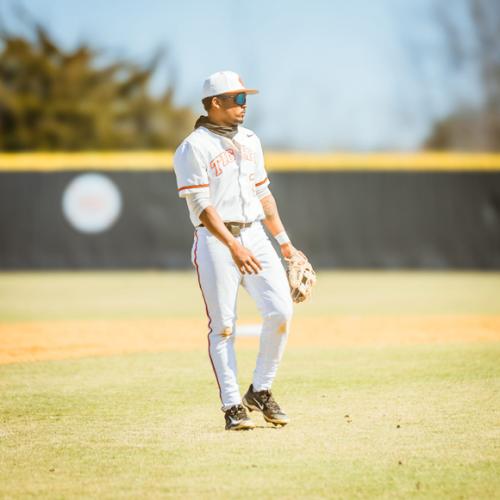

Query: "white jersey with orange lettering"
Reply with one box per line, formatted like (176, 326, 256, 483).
(173, 125, 270, 227)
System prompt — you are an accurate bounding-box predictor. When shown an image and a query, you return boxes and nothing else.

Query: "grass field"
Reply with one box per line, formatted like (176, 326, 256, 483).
(0, 271, 499, 498)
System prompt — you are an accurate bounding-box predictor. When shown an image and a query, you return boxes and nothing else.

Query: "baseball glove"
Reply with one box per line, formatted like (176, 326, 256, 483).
(286, 251, 316, 303)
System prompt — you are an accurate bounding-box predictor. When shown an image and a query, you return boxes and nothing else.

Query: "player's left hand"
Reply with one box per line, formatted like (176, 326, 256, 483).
(280, 243, 302, 260)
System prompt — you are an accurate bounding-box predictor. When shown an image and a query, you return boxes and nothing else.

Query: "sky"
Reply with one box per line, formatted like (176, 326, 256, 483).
(0, 0, 483, 151)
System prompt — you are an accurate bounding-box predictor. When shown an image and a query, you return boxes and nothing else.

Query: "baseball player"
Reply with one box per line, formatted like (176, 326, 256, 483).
(174, 70, 311, 431)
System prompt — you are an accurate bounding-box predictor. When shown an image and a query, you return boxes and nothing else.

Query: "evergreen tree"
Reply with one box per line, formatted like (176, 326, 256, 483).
(0, 21, 194, 150)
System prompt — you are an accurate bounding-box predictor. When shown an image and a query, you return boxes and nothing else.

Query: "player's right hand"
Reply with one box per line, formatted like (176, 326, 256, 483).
(229, 242, 262, 274)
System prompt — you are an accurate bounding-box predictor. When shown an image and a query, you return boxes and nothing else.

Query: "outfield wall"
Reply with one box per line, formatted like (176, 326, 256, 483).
(0, 153, 499, 269)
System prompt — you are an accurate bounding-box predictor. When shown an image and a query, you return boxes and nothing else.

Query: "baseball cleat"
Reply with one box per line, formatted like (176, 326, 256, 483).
(224, 404, 256, 431)
(242, 384, 290, 426)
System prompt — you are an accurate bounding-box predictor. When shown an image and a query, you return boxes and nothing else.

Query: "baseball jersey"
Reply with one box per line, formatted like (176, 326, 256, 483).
(173, 125, 270, 227)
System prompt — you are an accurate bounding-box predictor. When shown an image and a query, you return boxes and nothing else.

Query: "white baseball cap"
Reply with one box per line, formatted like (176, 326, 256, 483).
(202, 70, 258, 99)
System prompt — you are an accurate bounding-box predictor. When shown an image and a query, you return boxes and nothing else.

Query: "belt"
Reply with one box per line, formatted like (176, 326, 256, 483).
(198, 221, 253, 237)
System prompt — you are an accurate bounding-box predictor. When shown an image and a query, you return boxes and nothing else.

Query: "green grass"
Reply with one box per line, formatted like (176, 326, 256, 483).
(0, 271, 499, 498)
(1, 271, 499, 322)
(1, 345, 499, 498)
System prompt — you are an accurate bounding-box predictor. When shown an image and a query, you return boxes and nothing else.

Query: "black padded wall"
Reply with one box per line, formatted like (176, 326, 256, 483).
(0, 170, 499, 269)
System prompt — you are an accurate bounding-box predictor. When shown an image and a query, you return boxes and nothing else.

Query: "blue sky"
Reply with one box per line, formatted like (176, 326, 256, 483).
(0, 0, 482, 151)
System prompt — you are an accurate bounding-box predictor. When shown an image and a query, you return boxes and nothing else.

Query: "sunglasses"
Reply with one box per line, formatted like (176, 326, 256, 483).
(218, 92, 247, 106)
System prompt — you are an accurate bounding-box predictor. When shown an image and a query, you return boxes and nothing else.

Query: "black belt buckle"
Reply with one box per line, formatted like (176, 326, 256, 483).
(227, 223, 241, 237)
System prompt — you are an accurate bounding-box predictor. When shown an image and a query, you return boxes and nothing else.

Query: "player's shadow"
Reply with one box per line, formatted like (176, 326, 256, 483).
(252, 424, 284, 430)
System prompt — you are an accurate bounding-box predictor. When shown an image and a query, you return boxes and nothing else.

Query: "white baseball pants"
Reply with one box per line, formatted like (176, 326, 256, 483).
(192, 221, 293, 410)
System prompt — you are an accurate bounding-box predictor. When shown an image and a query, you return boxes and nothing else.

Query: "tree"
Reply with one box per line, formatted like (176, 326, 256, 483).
(0, 19, 194, 150)
(425, 0, 500, 151)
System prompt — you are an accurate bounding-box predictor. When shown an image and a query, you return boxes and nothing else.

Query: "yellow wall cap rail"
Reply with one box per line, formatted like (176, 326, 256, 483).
(0, 151, 499, 171)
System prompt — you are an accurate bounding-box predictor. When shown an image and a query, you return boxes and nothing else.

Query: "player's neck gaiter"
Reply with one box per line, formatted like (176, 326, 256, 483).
(194, 116, 238, 139)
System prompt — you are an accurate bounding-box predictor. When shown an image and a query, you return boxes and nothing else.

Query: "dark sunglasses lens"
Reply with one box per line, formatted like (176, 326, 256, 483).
(234, 93, 246, 105)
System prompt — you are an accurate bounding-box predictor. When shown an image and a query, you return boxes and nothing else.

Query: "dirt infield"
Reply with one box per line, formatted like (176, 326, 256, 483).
(1, 315, 499, 365)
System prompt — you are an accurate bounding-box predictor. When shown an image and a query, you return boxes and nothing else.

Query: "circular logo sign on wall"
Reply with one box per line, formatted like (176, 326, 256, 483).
(62, 173, 123, 234)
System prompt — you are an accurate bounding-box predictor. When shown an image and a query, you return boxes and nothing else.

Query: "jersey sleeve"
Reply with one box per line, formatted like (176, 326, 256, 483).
(173, 141, 210, 198)
(254, 137, 270, 191)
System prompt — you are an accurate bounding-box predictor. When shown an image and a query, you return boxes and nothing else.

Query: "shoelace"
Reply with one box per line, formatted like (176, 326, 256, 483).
(257, 391, 281, 412)
(228, 405, 247, 419)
